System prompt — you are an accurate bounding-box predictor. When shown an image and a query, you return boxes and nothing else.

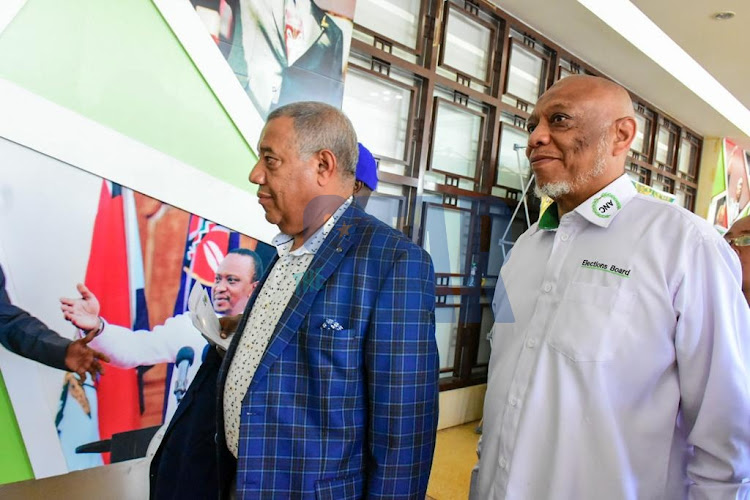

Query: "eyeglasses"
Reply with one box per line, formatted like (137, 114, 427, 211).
(725, 235, 750, 248)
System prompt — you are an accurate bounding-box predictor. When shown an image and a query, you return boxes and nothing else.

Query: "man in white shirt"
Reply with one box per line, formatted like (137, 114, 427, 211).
(472, 75, 750, 499)
(60, 248, 261, 421)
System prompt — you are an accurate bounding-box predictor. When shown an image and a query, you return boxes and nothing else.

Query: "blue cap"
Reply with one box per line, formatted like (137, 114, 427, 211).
(356, 143, 378, 191)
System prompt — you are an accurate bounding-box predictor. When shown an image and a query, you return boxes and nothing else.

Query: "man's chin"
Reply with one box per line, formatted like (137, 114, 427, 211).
(534, 181, 573, 200)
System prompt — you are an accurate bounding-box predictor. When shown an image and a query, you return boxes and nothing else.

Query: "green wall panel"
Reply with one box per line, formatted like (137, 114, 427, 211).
(0, 370, 34, 485)
(0, 0, 257, 192)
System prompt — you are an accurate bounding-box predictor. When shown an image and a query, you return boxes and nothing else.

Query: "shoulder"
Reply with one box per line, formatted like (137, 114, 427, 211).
(349, 206, 432, 268)
(626, 195, 724, 245)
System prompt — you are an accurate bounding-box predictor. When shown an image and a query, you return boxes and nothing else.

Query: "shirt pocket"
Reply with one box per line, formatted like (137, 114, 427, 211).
(546, 282, 635, 362)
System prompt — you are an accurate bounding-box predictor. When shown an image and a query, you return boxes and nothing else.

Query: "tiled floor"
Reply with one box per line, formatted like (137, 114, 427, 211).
(426, 420, 481, 500)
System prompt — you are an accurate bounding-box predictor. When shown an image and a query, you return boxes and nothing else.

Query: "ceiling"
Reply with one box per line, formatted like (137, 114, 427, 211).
(490, 0, 750, 149)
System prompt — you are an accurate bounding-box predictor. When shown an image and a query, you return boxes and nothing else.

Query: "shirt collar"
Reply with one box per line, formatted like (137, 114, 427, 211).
(272, 197, 353, 257)
(535, 174, 637, 232)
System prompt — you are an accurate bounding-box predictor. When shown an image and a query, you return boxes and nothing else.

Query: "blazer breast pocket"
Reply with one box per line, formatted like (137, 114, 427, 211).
(546, 282, 635, 362)
(302, 326, 363, 410)
(303, 326, 362, 373)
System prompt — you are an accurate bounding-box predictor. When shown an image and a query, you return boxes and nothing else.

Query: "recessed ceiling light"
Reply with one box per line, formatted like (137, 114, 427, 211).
(712, 11, 735, 21)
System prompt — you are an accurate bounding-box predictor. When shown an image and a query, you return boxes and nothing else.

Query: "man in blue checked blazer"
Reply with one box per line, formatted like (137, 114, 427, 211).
(217, 101, 439, 499)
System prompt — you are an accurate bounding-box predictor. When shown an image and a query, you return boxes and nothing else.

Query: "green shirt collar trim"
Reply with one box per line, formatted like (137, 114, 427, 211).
(538, 202, 560, 230)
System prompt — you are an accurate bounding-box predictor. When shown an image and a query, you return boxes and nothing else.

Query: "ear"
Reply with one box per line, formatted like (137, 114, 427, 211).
(612, 117, 636, 156)
(249, 281, 259, 293)
(316, 149, 338, 186)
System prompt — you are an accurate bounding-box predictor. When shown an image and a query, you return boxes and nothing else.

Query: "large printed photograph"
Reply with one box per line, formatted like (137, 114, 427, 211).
(0, 137, 274, 475)
(155, 0, 356, 149)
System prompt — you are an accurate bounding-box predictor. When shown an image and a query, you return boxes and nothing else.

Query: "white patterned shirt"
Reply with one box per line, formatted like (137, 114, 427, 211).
(223, 197, 352, 457)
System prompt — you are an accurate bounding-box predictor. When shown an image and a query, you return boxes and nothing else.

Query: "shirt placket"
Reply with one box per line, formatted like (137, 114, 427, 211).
(494, 215, 581, 495)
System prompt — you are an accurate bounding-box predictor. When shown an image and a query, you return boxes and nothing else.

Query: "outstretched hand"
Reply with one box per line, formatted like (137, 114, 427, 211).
(60, 283, 101, 331)
(65, 328, 110, 379)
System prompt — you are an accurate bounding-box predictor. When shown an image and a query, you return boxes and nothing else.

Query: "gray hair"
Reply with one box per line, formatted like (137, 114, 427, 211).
(267, 101, 358, 177)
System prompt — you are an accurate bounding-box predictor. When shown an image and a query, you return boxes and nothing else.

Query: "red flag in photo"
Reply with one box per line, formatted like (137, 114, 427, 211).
(84, 180, 140, 463)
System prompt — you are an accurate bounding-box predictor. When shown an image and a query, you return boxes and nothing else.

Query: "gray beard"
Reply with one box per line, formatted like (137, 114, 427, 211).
(534, 133, 608, 201)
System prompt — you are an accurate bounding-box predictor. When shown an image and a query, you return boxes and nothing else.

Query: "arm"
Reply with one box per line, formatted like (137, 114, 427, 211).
(61, 282, 204, 368)
(0, 278, 70, 370)
(673, 237, 750, 498)
(365, 246, 439, 499)
(0, 269, 107, 376)
(89, 314, 205, 369)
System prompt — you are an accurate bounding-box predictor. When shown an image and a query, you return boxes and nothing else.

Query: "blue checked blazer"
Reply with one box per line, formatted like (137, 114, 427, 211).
(216, 202, 439, 499)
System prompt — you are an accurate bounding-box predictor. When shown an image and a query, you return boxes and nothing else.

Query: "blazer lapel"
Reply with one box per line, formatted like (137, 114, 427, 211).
(245, 205, 360, 394)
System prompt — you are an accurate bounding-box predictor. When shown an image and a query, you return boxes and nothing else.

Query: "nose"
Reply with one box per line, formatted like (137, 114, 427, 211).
(527, 120, 550, 152)
(214, 277, 227, 291)
(249, 160, 265, 185)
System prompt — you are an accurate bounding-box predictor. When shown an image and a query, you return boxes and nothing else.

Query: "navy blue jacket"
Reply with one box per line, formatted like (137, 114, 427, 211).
(150, 346, 221, 500)
(0, 265, 70, 369)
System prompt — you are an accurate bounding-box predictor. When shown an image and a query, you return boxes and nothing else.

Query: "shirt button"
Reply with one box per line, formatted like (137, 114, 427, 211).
(509, 397, 518, 407)
(499, 457, 508, 469)
(560, 232, 569, 241)
(526, 338, 537, 348)
(542, 283, 552, 293)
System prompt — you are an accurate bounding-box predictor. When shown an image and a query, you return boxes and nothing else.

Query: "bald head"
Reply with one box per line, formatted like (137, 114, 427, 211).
(526, 75, 637, 214)
(547, 75, 634, 118)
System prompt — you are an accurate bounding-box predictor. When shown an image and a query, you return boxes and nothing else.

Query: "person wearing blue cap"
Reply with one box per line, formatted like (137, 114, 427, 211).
(354, 142, 378, 209)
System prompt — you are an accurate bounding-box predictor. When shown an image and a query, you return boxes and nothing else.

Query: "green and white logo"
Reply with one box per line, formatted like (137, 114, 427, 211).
(592, 192, 621, 219)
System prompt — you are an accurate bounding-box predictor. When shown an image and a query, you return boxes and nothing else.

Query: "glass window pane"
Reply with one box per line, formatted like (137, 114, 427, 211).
(632, 114, 647, 154)
(652, 175, 674, 194)
(496, 125, 531, 190)
(342, 70, 411, 161)
(423, 205, 471, 275)
(431, 103, 482, 178)
(354, 0, 421, 49)
(655, 126, 676, 165)
(435, 307, 458, 375)
(506, 44, 545, 104)
(442, 9, 492, 81)
(675, 188, 687, 208)
(677, 137, 695, 176)
(364, 191, 406, 230)
(626, 170, 641, 184)
(487, 214, 510, 277)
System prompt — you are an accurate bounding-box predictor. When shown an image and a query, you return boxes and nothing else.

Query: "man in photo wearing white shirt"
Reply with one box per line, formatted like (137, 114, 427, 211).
(60, 248, 262, 421)
(472, 75, 750, 499)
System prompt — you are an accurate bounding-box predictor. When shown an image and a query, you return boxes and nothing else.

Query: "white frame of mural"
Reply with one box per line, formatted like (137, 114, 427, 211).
(152, 0, 266, 151)
(0, 0, 26, 36)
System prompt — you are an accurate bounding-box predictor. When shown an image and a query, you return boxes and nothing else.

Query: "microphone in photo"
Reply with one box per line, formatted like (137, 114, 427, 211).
(173, 346, 195, 405)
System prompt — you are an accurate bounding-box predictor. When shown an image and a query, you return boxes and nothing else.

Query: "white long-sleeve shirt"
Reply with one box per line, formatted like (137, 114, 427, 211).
(89, 313, 208, 422)
(473, 174, 750, 499)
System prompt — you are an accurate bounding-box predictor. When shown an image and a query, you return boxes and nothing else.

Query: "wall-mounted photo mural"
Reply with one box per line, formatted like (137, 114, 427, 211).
(0, 137, 275, 476)
(708, 139, 750, 232)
